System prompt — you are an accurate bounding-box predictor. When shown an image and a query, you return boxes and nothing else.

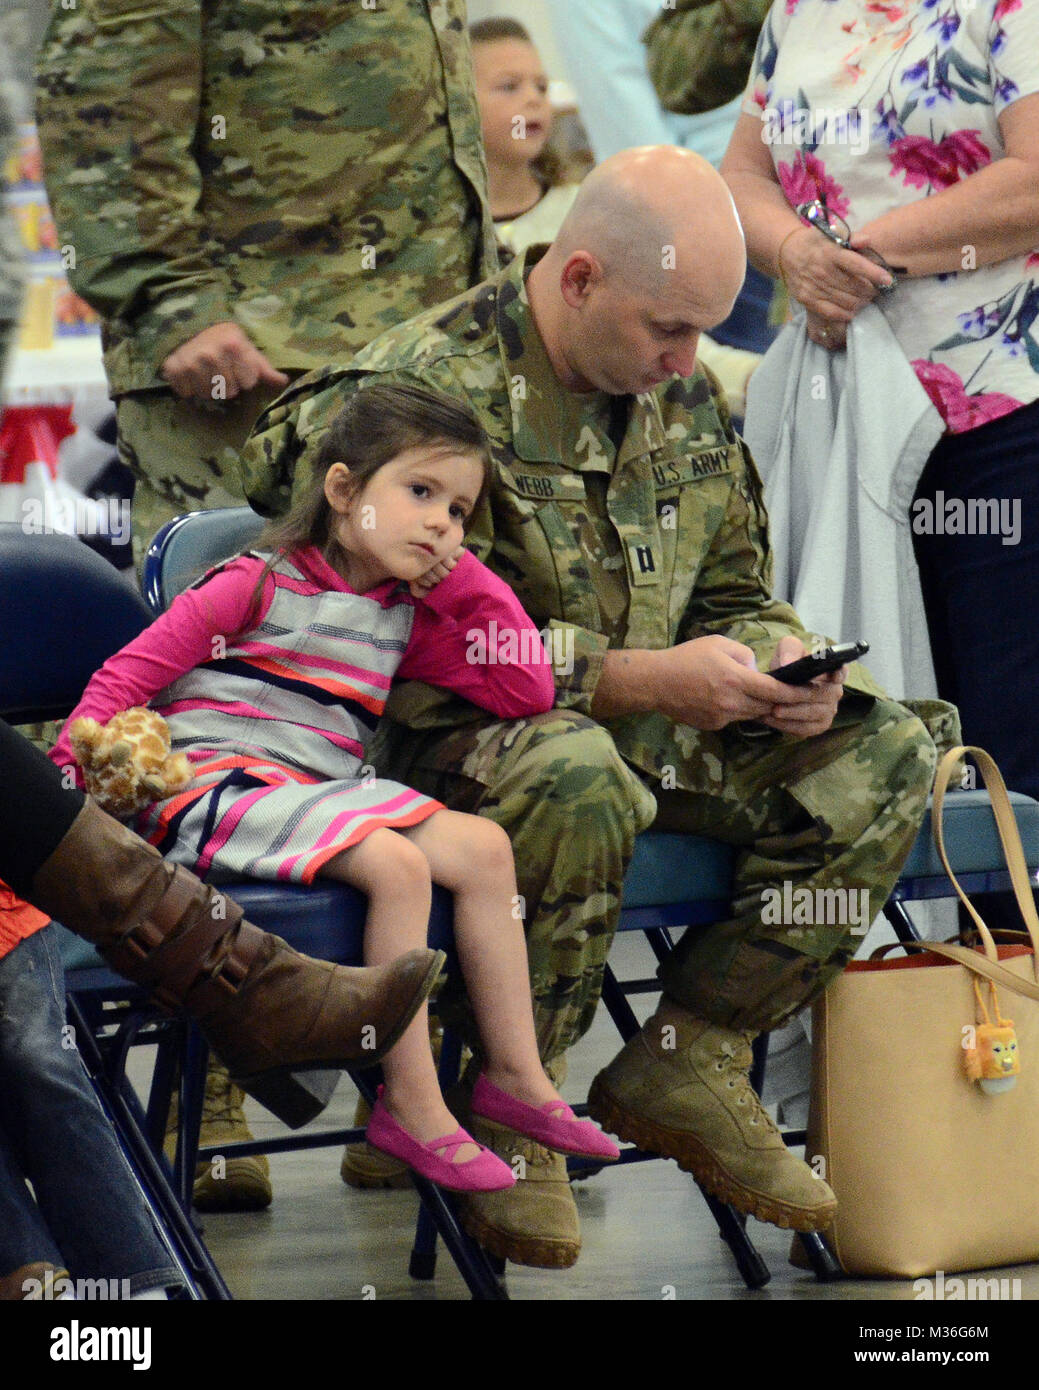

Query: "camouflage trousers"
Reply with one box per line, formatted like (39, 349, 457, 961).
(116, 382, 294, 571)
(371, 695, 936, 1061)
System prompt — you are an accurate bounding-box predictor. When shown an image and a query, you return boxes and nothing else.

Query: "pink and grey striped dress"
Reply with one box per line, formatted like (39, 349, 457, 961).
(51, 545, 555, 884)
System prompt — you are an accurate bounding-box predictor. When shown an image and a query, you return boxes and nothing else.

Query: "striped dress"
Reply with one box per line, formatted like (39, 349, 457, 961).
(51, 545, 555, 884)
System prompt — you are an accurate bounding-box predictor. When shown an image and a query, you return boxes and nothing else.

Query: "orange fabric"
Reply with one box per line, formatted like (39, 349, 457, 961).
(847, 944, 1033, 974)
(0, 879, 50, 962)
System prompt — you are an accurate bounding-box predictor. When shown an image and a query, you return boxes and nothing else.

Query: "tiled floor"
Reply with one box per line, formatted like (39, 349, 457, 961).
(156, 934, 1039, 1303)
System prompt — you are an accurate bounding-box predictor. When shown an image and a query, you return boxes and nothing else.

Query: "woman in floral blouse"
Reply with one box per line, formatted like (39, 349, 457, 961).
(721, 0, 1039, 913)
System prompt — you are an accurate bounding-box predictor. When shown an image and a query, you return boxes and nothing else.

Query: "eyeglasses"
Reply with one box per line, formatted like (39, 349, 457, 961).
(796, 200, 904, 287)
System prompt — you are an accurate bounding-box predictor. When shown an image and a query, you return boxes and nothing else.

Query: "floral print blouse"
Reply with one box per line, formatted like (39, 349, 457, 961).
(744, 0, 1039, 432)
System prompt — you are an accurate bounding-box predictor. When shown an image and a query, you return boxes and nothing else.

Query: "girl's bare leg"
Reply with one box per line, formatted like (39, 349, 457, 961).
(321, 827, 479, 1161)
(399, 811, 561, 1110)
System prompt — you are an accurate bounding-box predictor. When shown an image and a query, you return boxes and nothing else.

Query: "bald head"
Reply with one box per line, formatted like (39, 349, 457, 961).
(551, 146, 746, 302)
(526, 147, 748, 396)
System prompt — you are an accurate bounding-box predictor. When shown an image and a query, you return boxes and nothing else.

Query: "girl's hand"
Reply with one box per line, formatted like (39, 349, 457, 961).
(409, 545, 465, 598)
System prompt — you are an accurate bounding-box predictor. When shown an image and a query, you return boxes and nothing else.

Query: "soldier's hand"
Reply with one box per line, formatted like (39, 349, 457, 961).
(653, 635, 810, 731)
(160, 322, 290, 401)
(758, 636, 846, 739)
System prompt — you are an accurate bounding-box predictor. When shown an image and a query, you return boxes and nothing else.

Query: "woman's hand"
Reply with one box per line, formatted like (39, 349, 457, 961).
(780, 226, 894, 342)
(409, 544, 465, 598)
(805, 309, 846, 351)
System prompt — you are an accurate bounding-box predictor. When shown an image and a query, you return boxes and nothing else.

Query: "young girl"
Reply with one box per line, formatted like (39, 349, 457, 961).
(470, 17, 581, 260)
(51, 384, 618, 1191)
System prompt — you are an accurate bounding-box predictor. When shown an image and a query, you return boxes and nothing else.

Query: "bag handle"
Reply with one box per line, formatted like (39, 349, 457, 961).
(931, 745, 1039, 977)
(869, 930, 1039, 1001)
(896, 938, 1039, 1001)
(869, 929, 1032, 961)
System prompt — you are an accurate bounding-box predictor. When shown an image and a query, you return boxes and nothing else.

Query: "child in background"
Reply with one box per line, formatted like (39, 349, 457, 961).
(470, 15, 761, 420)
(470, 17, 580, 260)
(52, 384, 618, 1191)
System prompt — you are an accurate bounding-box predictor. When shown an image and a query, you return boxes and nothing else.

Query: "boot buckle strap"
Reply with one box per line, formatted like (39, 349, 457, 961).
(114, 866, 211, 969)
(185, 932, 263, 1021)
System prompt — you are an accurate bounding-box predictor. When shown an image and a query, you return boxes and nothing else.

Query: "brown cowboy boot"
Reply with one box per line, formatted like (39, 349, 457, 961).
(28, 798, 445, 1128)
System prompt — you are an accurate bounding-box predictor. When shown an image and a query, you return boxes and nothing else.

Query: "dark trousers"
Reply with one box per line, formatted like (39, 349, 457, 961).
(911, 396, 1039, 931)
(0, 719, 84, 897)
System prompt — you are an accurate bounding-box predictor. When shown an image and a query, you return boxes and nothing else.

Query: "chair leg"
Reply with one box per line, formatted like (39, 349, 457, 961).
(796, 1231, 843, 1281)
(703, 1192, 771, 1288)
(352, 1069, 508, 1300)
(883, 899, 921, 943)
(66, 996, 231, 1300)
(600, 962, 641, 1041)
(749, 1031, 769, 1096)
(173, 1028, 209, 1212)
(145, 1022, 182, 1154)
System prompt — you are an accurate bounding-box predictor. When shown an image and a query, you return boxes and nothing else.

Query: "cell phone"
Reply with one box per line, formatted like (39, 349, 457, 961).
(771, 641, 870, 685)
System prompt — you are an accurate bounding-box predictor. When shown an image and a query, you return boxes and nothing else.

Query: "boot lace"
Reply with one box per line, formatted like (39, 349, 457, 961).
(713, 1036, 775, 1131)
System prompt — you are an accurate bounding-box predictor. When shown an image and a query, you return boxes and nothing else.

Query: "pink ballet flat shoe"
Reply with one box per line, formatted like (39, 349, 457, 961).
(366, 1088, 516, 1193)
(472, 1075, 621, 1160)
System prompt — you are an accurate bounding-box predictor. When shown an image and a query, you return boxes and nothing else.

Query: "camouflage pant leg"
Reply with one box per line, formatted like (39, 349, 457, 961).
(371, 710, 658, 1063)
(652, 696, 936, 1033)
(116, 382, 291, 572)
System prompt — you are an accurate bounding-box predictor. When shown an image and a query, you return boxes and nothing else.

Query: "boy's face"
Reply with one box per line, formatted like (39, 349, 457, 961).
(472, 38, 553, 169)
(324, 446, 484, 593)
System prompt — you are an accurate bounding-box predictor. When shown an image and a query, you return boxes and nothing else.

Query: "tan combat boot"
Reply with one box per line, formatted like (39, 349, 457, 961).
(457, 1115, 581, 1269)
(165, 1061, 273, 1212)
(455, 1054, 580, 1268)
(29, 798, 445, 1128)
(588, 999, 837, 1232)
(339, 1092, 412, 1190)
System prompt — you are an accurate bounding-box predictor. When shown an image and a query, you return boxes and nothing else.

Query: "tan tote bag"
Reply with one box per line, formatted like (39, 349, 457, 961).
(806, 746, 1039, 1278)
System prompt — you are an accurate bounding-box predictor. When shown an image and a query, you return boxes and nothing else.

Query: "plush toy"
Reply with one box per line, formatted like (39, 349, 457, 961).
(69, 707, 192, 820)
(963, 979, 1020, 1096)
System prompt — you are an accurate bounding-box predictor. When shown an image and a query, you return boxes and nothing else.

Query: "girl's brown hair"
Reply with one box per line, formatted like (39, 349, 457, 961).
(469, 16, 565, 190)
(249, 382, 492, 607)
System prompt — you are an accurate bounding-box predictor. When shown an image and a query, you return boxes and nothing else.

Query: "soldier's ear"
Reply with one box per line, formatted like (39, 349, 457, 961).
(324, 463, 355, 515)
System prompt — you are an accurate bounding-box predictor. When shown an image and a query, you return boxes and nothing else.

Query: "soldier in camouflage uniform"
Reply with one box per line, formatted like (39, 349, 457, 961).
(242, 147, 938, 1269)
(34, 0, 497, 1211)
(35, 0, 498, 564)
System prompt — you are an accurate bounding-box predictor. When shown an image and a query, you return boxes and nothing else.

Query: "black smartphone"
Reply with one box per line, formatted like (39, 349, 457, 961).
(771, 641, 870, 685)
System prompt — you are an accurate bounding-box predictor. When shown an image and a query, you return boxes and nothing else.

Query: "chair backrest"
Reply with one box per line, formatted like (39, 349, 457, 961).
(142, 508, 266, 614)
(0, 525, 154, 723)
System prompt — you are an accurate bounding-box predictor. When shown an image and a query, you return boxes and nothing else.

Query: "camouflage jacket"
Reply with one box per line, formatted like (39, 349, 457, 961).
(35, 0, 497, 395)
(240, 245, 884, 785)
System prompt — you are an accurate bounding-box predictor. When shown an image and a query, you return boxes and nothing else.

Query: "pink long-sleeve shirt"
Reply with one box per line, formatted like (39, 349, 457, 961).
(51, 545, 556, 782)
